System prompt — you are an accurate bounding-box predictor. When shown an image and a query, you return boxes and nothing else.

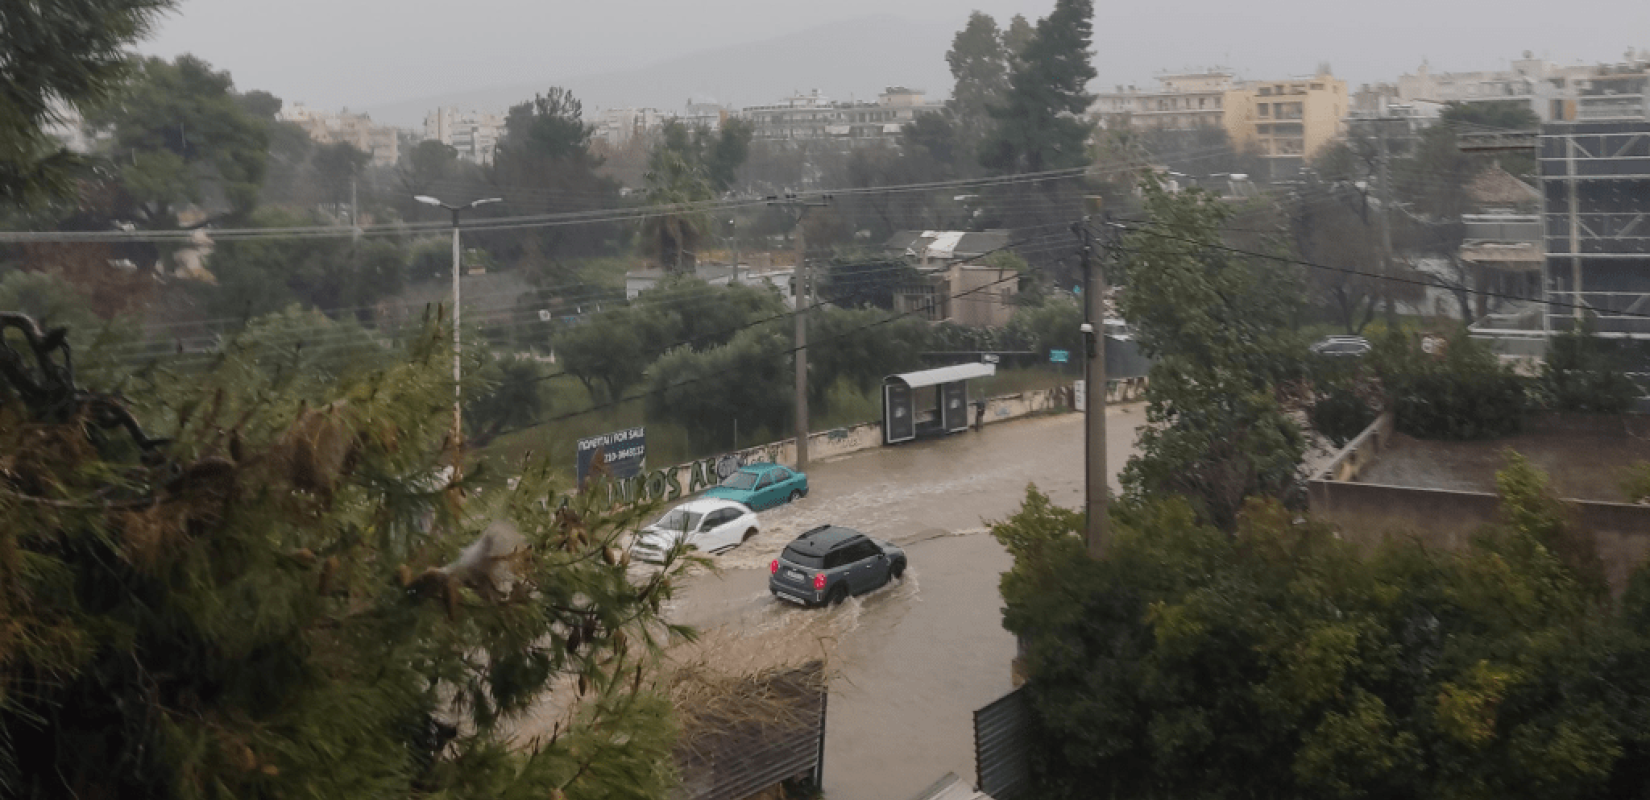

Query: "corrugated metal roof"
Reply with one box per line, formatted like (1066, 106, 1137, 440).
(885, 230, 1012, 261)
(672, 661, 826, 800)
(886, 362, 997, 388)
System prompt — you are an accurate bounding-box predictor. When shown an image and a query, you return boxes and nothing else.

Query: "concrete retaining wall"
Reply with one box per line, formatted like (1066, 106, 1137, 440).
(1307, 411, 1650, 590)
(1308, 479, 1650, 590)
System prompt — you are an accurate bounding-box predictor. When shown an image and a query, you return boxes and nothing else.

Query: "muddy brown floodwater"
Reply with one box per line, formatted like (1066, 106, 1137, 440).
(663, 407, 1144, 800)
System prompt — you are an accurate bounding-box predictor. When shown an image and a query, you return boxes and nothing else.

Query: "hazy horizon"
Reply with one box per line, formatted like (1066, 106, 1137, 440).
(138, 0, 1649, 124)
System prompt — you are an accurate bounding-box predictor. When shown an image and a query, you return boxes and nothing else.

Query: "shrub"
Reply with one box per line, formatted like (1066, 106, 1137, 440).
(1308, 384, 1376, 447)
(1537, 319, 1641, 413)
(1371, 327, 1527, 440)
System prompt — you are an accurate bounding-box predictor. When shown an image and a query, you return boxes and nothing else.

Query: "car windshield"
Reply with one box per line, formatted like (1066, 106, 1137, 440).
(781, 546, 824, 569)
(720, 471, 759, 490)
(654, 509, 703, 532)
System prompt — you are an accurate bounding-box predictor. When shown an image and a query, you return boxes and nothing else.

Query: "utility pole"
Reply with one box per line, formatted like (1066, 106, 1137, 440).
(768, 194, 831, 473)
(1370, 116, 1400, 323)
(350, 176, 360, 243)
(730, 217, 741, 285)
(1077, 220, 1109, 559)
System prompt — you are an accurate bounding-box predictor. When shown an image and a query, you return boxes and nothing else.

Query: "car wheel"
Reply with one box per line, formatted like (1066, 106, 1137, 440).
(826, 583, 848, 606)
(788, 489, 802, 504)
(890, 560, 906, 581)
(742, 527, 758, 543)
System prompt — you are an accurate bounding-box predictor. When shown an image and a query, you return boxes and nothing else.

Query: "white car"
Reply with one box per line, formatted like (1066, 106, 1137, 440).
(635, 498, 760, 562)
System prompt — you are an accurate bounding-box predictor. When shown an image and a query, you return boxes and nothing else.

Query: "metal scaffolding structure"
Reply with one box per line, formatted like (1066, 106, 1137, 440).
(1539, 121, 1650, 336)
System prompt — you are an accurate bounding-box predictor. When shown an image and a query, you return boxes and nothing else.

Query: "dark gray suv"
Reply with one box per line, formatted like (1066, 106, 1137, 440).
(769, 525, 907, 607)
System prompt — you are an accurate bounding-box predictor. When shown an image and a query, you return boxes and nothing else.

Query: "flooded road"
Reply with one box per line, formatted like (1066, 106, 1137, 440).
(665, 407, 1144, 800)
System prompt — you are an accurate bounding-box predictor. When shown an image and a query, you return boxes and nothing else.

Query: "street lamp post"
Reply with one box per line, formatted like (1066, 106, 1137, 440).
(414, 194, 501, 461)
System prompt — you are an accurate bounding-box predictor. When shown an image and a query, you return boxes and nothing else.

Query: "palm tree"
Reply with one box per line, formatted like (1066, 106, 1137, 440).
(640, 147, 713, 271)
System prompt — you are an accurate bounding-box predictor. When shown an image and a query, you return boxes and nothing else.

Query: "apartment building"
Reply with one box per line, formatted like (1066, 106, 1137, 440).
(738, 87, 944, 146)
(423, 108, 506, 165)
(1397, 51, 1650, 123)
(1090, 71, 1235, 132)
(1223, 72, 1349, 177)
(1089, 70, 1347, 177)
(278, 104, 401, 166)
(593, 107, 671, 147)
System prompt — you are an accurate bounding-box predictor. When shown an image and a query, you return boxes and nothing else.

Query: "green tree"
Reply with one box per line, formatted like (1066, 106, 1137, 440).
(400, 139, 460, 195)
(644, 325, 792, 451)
(1290, 180, 1417, 333)
(1119, 180, 1306, 529)
(641, 145, 713, 271)
(0, 0, 173, 207)
(639, 120, 755, 270)
(946, 12, 1011, 148)
(1002, 14, 1035, 69)
(203, 207, 408, 320)
(466, 351, 548, 448)
(234, 92, 319, 208)
(995, 461, 1647, 800)
(553, 277, 785, 403)
(487, 87, 621, 261)
(978, 0, 1096, 175)
(0, 311, 692, 799)
(1007, 294, 1083, 361)
(808, 307, 929, 406)
(84, 55, 270, 226)
(554, 305, 652, 404)
(311, 140, 369, 215)
(703, 118, 755, 194)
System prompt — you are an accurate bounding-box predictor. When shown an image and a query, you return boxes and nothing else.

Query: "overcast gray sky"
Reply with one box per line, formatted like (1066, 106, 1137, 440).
(138, 0, 1648, 116)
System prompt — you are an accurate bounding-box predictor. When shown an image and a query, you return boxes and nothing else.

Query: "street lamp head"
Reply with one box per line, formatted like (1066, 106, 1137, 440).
(470, 197, 503, 208)
(414, 195, 443, 207)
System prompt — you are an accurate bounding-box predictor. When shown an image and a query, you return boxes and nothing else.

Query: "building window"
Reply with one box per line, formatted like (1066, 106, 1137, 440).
(1310, 82, 1324, 90)
(1259, 86, 1272, 96)
(1258, 103, 1270, 117)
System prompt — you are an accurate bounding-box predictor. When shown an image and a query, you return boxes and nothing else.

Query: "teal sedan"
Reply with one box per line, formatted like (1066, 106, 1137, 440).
(701, 463, 809, 511)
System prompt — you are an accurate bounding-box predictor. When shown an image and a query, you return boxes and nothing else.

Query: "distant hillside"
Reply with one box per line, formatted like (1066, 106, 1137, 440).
(365, 14, 956, 127)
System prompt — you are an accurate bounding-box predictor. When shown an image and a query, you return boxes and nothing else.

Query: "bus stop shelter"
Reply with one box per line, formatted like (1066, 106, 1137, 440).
(883, 362, 996, 444)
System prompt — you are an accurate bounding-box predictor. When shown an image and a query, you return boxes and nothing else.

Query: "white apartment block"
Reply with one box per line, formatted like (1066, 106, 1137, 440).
(737, 87, 944, 145)
(422, 108, 506, 165)
(1090, 71, 1235, 131)
(1397, 50, 1650, 123)
(593, 107, 672, 147)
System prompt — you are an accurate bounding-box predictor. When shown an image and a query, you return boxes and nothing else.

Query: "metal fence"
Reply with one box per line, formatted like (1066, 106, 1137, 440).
(974, 687, 1033, 800)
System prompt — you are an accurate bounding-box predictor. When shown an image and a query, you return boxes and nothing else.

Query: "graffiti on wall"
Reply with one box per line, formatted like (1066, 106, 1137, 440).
(575, 381, 1132, 507)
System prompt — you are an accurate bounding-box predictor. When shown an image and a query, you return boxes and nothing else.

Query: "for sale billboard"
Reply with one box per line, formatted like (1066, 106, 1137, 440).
(575, 426, 646, 488)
